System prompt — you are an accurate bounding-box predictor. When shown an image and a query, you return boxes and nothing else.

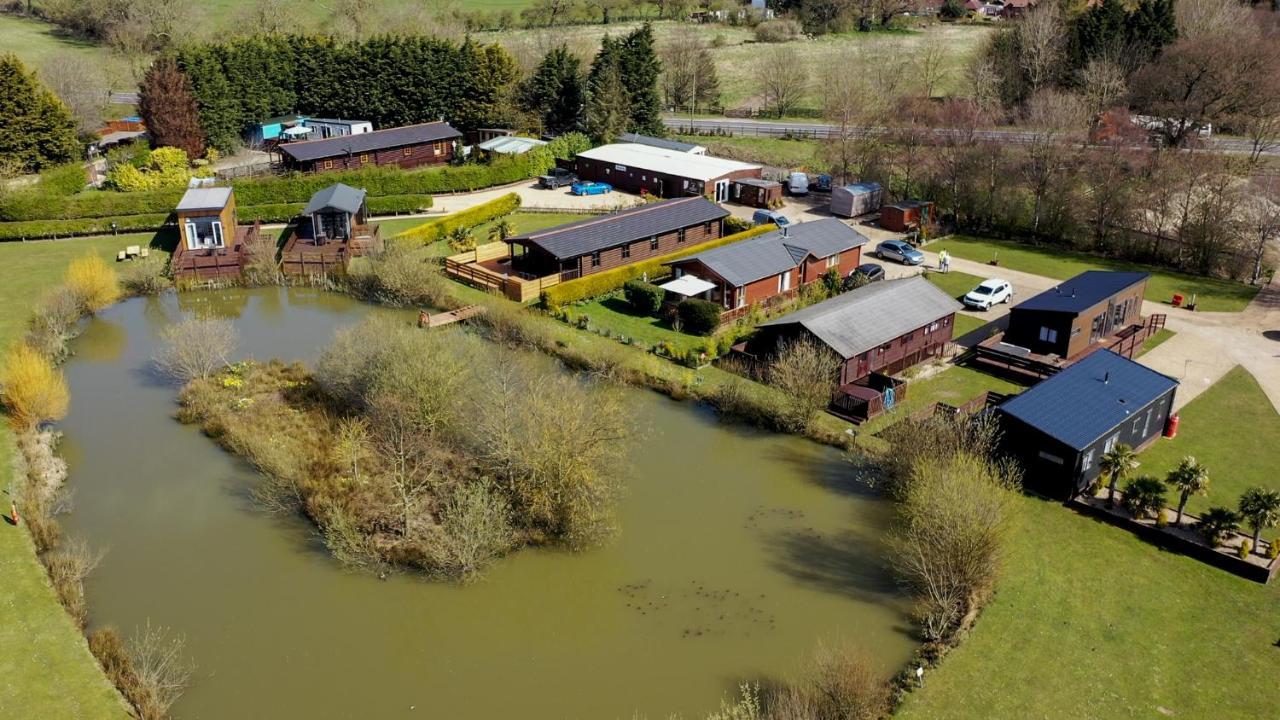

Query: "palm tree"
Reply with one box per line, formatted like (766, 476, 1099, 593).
(1122, 476, 1167, 520)
(447, 226, 475, 252)
(1197, 507, 1240, 548)
(488, 218, 515, 244)
(1100, 443, 1139, 507)
(1237, 487, 1280, 556)
(1164, 456, 1209, 526)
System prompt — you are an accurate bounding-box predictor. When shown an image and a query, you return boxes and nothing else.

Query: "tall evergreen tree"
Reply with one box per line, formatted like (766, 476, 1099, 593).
(521, 45, 586, 134)
(138, 57, 206, 158)
(585, 59, 629, 144)
(617, 24, 664, 136)
(0, 53, 80, 172)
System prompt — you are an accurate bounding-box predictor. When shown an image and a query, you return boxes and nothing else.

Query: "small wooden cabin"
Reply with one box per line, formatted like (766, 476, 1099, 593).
(732, 178, 783, 208)
(171, 186, 254, 280)
(1003, 271, 1148, 360)
(880, 200, 935, 233)
(281, 183, 382, 276)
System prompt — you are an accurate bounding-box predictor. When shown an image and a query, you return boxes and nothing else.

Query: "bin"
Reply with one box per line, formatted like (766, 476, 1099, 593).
(1171, 293, 1183, 308)
(1164, 414, 1180, 438)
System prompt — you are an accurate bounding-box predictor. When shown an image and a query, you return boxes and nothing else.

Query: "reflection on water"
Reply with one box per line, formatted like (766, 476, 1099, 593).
(60, 287, 914, 720)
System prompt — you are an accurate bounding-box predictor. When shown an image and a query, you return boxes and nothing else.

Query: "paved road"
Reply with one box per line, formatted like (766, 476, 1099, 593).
(663, 117, 1273, 157)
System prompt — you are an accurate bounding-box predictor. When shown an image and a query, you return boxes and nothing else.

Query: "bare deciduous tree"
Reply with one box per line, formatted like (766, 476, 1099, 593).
(1174, 0, 1252, 40)
(40, 53, 107, 135)
(129, 621, 195, 720)
(758, 46, 809, 118)
(916, 30, 949, 99)
(1078, 56, 1128, 124)
(1015, 3, 1067, 93)
(766, 336, 838, 433)
(369, 393, 437, 540)
(153, 317, 238, 383)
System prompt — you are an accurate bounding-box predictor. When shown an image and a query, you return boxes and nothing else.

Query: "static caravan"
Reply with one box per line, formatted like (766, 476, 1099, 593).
(830, 182, 884, 218)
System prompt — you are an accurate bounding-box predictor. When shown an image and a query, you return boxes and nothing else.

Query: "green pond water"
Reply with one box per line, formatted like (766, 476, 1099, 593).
(59, 287, 915, 719)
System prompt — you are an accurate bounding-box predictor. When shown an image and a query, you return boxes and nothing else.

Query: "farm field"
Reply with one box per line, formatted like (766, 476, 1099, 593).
(0, 13, 135, 88)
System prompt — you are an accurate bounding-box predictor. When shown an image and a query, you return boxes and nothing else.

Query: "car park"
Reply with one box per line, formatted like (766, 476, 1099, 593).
(752, 209, 792, 227)
(570, 181, 613, 196)
(538, 167, 578, 189)
(962, 278, 1014, 310)
(875, 240, 925, 265)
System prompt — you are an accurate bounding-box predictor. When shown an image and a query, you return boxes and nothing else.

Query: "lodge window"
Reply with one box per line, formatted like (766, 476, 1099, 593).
(649, 236, 659, 250)
(1041, 451, 1066, 466)
(1081, 449, 1094, 470)
(323, 160, 334, 169)
(359, 154, 369, 164)
(403, 148, 412, 156)
(1133, 417, 1142, 434)
(622, 244, 632, 259)
(677, 229, 686, 243)
(1039, 326, 1058, 343)
(826, 254, 838, 268)
(1103, 433, 1120, 454)
(591, 252, 601, 267)
(703, 222, 712, 233)
(902, 333, 913, 345)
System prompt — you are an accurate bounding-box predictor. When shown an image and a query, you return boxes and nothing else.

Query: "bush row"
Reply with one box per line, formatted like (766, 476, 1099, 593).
(540, 223, 777, 309)
(0, 155, 546, 222)
(394, 193, 522, 245)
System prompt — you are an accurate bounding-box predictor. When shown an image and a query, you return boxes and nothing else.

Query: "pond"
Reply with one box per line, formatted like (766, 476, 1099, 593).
(59, 287, 915, 719)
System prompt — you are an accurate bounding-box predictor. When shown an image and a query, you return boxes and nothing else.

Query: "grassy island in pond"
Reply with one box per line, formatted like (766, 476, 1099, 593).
(176, 317, 634, 579)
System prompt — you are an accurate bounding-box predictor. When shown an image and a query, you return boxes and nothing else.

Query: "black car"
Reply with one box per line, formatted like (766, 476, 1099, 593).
(842, 263, 885, 290)
(538, 168, 578, 189)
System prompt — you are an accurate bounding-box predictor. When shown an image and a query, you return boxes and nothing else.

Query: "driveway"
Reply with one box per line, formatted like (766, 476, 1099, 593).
(427, 181, 641, 215)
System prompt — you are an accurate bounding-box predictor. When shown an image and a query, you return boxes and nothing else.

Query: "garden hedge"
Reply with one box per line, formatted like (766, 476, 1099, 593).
(394, 193, 521, 245)
(623, 280, 664, 314)
(678, 298, 723, 336)
(0, 155, 545, 222)
(540, 224, 777, 309)
(0, 213, 173, 241)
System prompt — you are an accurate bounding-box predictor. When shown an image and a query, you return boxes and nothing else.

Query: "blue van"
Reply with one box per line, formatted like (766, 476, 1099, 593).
(752, 209, 791, 227)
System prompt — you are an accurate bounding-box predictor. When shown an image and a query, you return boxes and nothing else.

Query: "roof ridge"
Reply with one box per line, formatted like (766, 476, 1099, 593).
(522, 197, 700, 241)
(283, 121, 453, 148)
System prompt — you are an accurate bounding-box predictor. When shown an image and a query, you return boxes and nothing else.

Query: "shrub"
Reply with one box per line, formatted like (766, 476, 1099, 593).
(1198, 507, 1240, 548)
(24, 287, 84, 361)
(64, 254, 121, 313)
(37, 163, 87, 196)
(821, 266, 842, 296)
(1267, 541, 1279, 560)
(347, 245, 460, 309)
(765, 336, 838, 432)
(1238, 539, 1252, 559)
(541, 224, 776, 308)
(724, 215, 753, 234)
(153, 317, 239, 382)
(806, 644, 892, 720)
(755, 18, 803, 42)
(677, 298, 722, 336)
(125, 622, 194, 720)
(395, 192, 521, 246)
(121, 254, 171, 295)
(105, 147, 202, 191)
(623, 280, 664, 314)
(1121, 476, 1167, 520)
(42, 538, 102, 628)
(1, 344, 70, 429)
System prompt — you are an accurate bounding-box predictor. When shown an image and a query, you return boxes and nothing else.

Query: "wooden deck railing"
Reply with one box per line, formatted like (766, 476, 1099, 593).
(443, 244, 562, 303)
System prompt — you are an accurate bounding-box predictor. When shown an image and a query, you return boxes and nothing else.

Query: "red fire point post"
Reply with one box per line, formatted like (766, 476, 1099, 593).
(10, 500, 20, 527)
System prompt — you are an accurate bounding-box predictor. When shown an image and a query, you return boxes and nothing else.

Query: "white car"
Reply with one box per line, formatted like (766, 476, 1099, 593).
(962, 278, 1013, 310)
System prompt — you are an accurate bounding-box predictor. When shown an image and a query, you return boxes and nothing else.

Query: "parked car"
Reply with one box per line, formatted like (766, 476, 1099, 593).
(851, 263, 885, 282)
(812, 174, 833, 192)
(787, 172, 809, 195)
(875, 240, 925, 265)
(570, 181, 613, 196)
(752, 209, 792, 227)
(538, 167, 578, 189)
(962, 278, 1014, 310)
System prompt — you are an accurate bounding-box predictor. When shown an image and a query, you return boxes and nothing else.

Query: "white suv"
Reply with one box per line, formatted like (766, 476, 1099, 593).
(962, 278, 1013, 310)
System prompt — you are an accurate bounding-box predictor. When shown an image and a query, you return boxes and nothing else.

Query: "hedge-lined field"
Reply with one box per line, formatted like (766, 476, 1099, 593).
(395, 193, 522, 245)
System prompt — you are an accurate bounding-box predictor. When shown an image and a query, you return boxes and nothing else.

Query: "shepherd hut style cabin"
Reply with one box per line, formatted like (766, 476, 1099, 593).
(746, 276, 962, 422)
(277, 121, 462, 173)
(664, 219, 868, 315)
(997, 350, 1178, 499)
(569, 143, 761, 201)
(281, 183, 382, 275)
(170, 186, 261, 280)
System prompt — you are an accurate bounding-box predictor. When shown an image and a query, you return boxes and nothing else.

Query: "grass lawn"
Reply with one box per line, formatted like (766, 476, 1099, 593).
(571, 294, 708, 355)
(1136, 327, 1175, 357)
(952, 313, 989, 339)
(0, 235, 152, 716)
(0, 13, 134, 88)
(898, 494, 1280, 720)
(931, 235, 1260, 313)
(382, 211, 593, 258)
(675, 135, 821, 170)
(1136, 366, 1280, 516)
(924, 269, 985, 301)
(861, 364, 1026, 436)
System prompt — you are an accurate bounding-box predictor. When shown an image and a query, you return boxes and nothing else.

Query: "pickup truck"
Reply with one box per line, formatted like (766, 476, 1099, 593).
(538, 168, 578, 189)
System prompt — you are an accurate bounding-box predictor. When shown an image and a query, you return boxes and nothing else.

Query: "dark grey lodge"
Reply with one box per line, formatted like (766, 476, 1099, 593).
(996, 350, 1179, 499)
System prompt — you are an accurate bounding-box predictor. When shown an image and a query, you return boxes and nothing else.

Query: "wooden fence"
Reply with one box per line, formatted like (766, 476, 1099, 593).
(443, 243, 561, 303)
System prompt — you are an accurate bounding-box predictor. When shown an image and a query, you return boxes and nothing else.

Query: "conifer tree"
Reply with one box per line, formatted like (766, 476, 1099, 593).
(521, 45, 586, 134)
(139, 57, 207, 158)
(585, 59, 629, 144)
(618, 24, 664, 136)
(0, 53, 81, 172)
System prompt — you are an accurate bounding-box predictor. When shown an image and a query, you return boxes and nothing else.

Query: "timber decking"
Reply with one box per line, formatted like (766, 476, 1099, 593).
(171, 224, 260, 280)
(281, 223, 382, 276)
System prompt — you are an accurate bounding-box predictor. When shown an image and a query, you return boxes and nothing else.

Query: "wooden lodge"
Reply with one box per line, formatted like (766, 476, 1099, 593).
(568, 143, 761, 201)
(664, 219, 868, 320)
(445, 197, 729, 301)
(744, 276, 962, 423)
(281, 183, 382, 276)
(170, 186, 260, 281)
(277, 122, 461, 173)
(975, 271, 1164, 378)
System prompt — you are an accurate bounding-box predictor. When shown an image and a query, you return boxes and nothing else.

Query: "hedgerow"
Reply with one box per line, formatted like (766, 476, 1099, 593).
(394, 193, 521, 245)
(540, 224, 776, 309)
(0, 214, 173, 241)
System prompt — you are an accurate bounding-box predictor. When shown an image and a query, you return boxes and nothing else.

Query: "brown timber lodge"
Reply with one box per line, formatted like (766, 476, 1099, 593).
(277, 122, 461, 173)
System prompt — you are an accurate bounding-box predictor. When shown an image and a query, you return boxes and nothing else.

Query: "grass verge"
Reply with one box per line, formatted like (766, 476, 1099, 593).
(860, 364, 1026, 437)
(1137, 366, 1280, 514)
(930, 235, 1260, 313)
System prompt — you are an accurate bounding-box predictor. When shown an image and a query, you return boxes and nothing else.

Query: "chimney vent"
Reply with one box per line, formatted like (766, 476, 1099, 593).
(1103, 372, 1110, 384)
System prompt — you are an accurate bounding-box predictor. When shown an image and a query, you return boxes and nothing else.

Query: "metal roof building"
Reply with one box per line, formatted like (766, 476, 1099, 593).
(758, 276, 961, 360)
(176, 187, 233, 213)
(575, 144, 759, 183)
(666, 219, 868, 287)
(1015, 271, 1151, 313)
(617, 133, 706, 155)
(512, 196, 728, 261)
(303, 183, 367, 216)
